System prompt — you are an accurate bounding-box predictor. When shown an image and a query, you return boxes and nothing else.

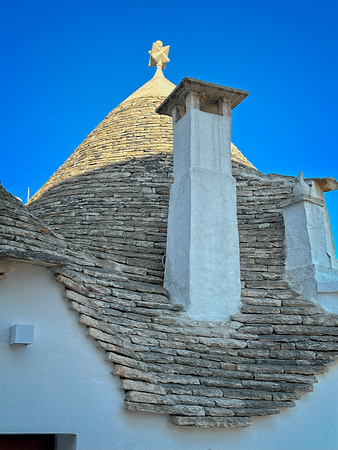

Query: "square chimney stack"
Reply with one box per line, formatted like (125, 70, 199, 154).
(157, 78, 248, 321)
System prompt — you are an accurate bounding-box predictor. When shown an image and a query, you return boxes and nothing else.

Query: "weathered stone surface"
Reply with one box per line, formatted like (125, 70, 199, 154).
(296, 341, 338, 351)
(237, 364, 284, 374)
(255, 373, 317, 384)
(171, 416, 253, 427)
(303, 315, 338, 327)
(243, 400, 295, 408)
(97, 340, 142, 359)
(200, 377, 243, 389)
(166, 395, 215, 407)
(241, 297, 281, 307)
(270, 349, 316, 360)
(272, 392, 301, 401)
(280, 307, 324, 315)
(55, 274, 88, 295)
(205, 408, 235, 416)
(234, 408, 280, 416)
(283, 365, 329, 375)
(156, 374, 200, 385)
(316, 351, 338, 360)
(220, 389, 272, 400)
(126, 401, 205, 416)
(174, 356, 220, 369)
(274, 325, 338, 336)
(247, 340, 280, 350)
(125, 391, 166, 404)
(232, 314, 302, 325)
(138, 352, 175, 364)
(230, 331, 258, 340)
(199, 337, 247, 348)
(191, 386, 224, 397)
(120, 379, 166, 395)
(238, 349, 270, 358)
(240, 305, 281, 314)
(214, 398, 246, 408)
(242, 380, 281, 391)
(259, 334, 309, 343)
(112, 365, 157, 383)
(282, 298, 317, 307)
(239, 325, 274, 335)
(106, 352, 148, 370)
(280, 383, 314, 393)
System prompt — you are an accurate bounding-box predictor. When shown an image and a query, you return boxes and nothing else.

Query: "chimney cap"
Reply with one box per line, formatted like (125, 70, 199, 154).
(305, 176, 338, 193)
(156, 77, 248, 117)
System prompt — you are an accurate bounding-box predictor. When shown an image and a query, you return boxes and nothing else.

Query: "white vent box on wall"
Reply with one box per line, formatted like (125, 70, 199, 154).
(9, 324, 34, 345)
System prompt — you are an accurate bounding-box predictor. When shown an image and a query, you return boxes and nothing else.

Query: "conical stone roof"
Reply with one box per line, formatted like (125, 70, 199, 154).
(30, 69, 176, 203)
(28, 68, 256, 283)
(30, 69, 254, 203)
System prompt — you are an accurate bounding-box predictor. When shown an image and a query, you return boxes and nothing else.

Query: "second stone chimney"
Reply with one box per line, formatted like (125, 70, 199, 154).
(157, 78, 248, 321)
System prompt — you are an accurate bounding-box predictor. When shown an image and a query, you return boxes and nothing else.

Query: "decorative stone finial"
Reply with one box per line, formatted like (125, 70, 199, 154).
(293, 172, 311, 197)
(148, 40, 170, 71)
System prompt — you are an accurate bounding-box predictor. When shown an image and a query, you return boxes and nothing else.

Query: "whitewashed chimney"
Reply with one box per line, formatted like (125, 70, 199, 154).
(157, 78, 248, 321)
(283, 174, 338, 312)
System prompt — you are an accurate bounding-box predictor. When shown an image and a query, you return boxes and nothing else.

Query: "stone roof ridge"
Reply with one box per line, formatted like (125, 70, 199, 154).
(232, 164, 298, 183)
(0, 185, 70, 267)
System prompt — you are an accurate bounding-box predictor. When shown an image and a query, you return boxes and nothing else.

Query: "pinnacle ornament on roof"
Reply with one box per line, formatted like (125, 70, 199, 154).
(148, 40, 170, 71)
(293, 172, 311, 197)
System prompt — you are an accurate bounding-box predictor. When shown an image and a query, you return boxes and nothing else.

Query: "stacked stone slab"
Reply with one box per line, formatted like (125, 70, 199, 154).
(0, 186, 69, 268)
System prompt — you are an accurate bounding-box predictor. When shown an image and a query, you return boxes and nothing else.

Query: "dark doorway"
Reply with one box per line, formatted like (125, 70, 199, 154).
(0, 434, 55, 450)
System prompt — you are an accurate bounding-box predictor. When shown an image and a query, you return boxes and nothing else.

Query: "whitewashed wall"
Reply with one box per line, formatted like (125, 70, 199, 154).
(1, 263, 337, 450)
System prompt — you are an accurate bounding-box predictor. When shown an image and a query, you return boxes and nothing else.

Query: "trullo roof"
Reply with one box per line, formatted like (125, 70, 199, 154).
(9, 50, 334, 429)
(27, 67, 254, 283)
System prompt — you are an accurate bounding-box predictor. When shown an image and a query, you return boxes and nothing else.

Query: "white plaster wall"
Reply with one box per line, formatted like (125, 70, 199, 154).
(1, 263, 338, 450)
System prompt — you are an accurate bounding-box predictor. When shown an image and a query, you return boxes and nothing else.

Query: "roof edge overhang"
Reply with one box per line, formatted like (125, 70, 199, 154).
(156, 77, 249, 117)
(305, 176, 338, 192)
(0, 252, 69, 272)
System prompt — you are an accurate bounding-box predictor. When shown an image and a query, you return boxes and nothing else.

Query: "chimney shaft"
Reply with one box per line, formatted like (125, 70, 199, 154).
(157, 78, 248, 321)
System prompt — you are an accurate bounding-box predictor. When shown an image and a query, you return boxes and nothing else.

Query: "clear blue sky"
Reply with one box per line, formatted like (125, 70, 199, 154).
(1, 0, 337, 243)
